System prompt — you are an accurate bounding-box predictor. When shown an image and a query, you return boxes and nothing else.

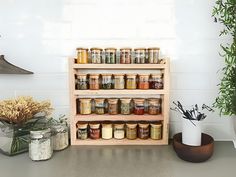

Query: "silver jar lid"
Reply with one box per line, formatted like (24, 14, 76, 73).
(30, 128, 51, 139)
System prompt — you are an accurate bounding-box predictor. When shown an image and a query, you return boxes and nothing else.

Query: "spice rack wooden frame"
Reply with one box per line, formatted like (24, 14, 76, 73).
(68, 58, 170, 145)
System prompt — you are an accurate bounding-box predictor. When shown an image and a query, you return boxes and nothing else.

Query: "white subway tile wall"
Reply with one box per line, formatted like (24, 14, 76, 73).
(0, 0, 232, 140)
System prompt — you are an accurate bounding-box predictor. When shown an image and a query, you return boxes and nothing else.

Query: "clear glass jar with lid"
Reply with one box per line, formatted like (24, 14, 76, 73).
(114, 74, 125, 89)
(91, 48, 103, 64)
(80, 98, 92, 115)
(148, 47, 160, 64)
(120, 98, 132, 115)
(51, 124, 69, 151)
(89, 74, 100, 90)
(126, 123, 138, 140)
(120, 48, 132, 64)
(29, 128, 53, 161)
(108, 98, 119, 115)
(150, 74, 163, 89)
(126, 74, 137, 89)
(76, 48, 88, 64)
(101, 74, 113, 89)
(102, 123, 113, 140)
(150, 122, 162, 140)
(77, 122, 88, 140)
(94, 98, 105, 115)
(148, 98, 161, 115)
(105, 48, 117, 64)
(134, 48, 146, 64)
(89, 123, 101, 139)
(76, 74, 88, 90)
(138, 122, 150, 139)
(138, 74, 150, 89)
(114, 123, 125, 139)
(134, 99, 145, 115)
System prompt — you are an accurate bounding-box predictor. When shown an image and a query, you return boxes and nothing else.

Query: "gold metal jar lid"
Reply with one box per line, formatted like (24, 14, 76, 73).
(76, 48, 88, 51)
(90, 47, 103, 51)
(89, 123, 100, 129)
(148, 47, 160, 50)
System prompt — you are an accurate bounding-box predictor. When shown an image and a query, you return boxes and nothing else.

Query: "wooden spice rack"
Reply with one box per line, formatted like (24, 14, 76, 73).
(68, 58, 170, 145)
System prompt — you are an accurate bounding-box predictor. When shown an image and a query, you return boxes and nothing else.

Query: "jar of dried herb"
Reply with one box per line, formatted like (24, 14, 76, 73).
(114, 74, 125, 89)
(150, 123, 162, 140)
(101, 74, 113, 89)
(148, 47, 160, 64)
(138, 123, 150, 139)
(102, 123, 113, 140)
(138, 74, 150, 89)
(89, 123, 101, 139)
(91, 48, 103, 64)
(108, 99, 119, 115)
(76, 48, 88, 64)
(148, 99, 161, 115)
(80, 98, 92, 115)
(94, 98, 105, 115)
(150, 74, 163, 89)
(126, 74, 137, 89)
(114, 123, 125, 139)
(120, 48, 132, 64)
(120, 98, 131, 115)
(105, 48, 117, 64)
(89, 74, 100, 90)
(77, 123, 88, 140)
(134, 99, 145, 115)
(134, 48, 146, 64)
(76, 74, 88, 90)
(126, 123, 137, 140)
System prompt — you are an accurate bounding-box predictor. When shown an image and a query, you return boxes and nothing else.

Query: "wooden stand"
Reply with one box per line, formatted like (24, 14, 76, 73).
(68, 58, 170, 145)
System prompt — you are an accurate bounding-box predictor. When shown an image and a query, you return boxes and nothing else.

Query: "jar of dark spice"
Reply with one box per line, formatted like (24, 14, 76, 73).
(77, 123, 88, 140)
(150, 74, 163, 89)
(105, 48, 117, 64)
(126, 123, 137, 140)
(101, 74, 113, 89)
(126, 74, 137, 89)
(89, 123, 101, 139)
(94, 98, 105, 115)
(148, 47, 160, 64)
(108, 98, 119, 115)
(138, 74, 150, 89)
(134, 48, 146, 64)
(150, 122, 162, 140)
(120, 48, 132, 64)
(114, 74, 125, 89)
(134, 99, 145, 115)
(91, 48, 103, 64)
(138, 123, 150, 139)
(148, 99, 161, 115)
(120, 98, 131, 115)
(76, 74, 88, 90)
(89, 74, 100, 90)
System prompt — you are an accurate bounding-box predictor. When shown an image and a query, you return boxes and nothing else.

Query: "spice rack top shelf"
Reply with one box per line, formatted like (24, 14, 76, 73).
(75, 114, 164, 121)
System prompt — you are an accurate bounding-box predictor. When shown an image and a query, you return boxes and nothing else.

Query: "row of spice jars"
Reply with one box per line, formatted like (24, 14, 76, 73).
(77, 121, 162, 140)
(79, 98, 161, 115)
(76, 73, 163, 90)
(76, 47, 161, 64)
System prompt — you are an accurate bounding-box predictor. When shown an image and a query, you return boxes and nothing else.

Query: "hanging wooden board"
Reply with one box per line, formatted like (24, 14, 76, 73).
(0, 55, 33, 74)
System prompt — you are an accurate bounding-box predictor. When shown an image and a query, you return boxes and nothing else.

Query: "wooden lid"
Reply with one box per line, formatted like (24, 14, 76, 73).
(148, 47, 160, 50)
(139, 74, 150, 78)
(148, 98, 161, 104)
(108, 98, 118, 104)
(101, 73, 112, 77)
(80, 98, 91, 102)
(126, 123, 137, 128)
(133, 98, 145, 103)
(126, 74, 137, 78)
(77, 74, 87, 78)
(134, 48, 146, 51)
(114, 123, 125, 129)
(151, 73, 162, 78)
(102, 123, 112, 128)
(105, 48, 117, 51)
(90, 47, 103, 51)
(77, 123, 88, 129)
(120, 47, 132, 50)
(120, 98, 131, 103)
(94, 98, 105, 103)
(139, 123, 149, 128)
(151, 123, 162, 128)
(114, 74, 125, 77)
(89, 123, 100, 129)
(90, 74, 100, 78)
(76, 48, 88, 50)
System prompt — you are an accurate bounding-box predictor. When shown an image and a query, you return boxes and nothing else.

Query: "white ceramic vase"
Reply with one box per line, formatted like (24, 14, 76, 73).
(182, 118, 202, 146)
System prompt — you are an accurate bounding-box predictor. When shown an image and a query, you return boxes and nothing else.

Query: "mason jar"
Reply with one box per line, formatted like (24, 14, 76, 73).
(102, 123, 113, 140)
(126, 123, 137, 140)
(114, 123, 125, 139)
(148, 98, 161, 115)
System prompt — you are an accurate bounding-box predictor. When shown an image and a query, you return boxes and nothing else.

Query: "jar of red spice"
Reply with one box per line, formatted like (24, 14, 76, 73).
(89, 123, 100, 139)
(138, 123, 150, 139)
(120, 48, 132, 64)
(89, 74, 100, 90)
(148, 99, 161, 115)
(138, 74, 150, 89)
(134, 99, 145, 115)
(150, 74, 163, 89)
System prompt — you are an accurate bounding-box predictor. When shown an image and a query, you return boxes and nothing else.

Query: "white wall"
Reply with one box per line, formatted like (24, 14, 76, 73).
(0, 0, 233, 140)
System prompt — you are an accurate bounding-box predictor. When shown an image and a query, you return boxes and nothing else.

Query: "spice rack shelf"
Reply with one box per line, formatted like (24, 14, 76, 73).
(69, 58, 170, 146)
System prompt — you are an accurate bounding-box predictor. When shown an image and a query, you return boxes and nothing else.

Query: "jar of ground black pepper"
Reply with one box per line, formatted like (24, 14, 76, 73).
(108, 98, 119, 115)
(101, 74, 113, 89)
(76, 48, 88, 64)
(120, 48, 132, 64)
(150, 74, 163, 89)
(148, 99, 161, 115)
(89, 74, 100, 90)
(148, 47, 160, 64)
(134, 48, 146, 64)
(150, 122, 162, 140)
(80, 98, 92, 115)
(138, 74, 150, 89)
(126, 123, 137, 140)
(120, 98, 131, 115)
(77, 123, 88, 140)
(76, 74, 88, 90)
(102, 123, 113, 140)
(114, 123, 125, 139)
(105, 48, 117, 64)
(89, 123, 101, 139)
(91, 48, 103, 64)
(126, 74, 137, 89)
(138, 123, 150, 139)
(94, 98, 105, 115)
(134, 99, 145, 115)
(114, 74, 125, 89)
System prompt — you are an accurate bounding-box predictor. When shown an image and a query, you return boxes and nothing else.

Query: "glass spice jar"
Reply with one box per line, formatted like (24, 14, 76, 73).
(126, 123, 137, 140)
(108, 98, 119, 115)
(76, 74, 88, 90)
(150, 74, 163, 89)
(138, 74, 150, 89)
(138, 123, 150, 139)
(134, 48, 146, 64)
(114, 123, 125, 139)
(134, 99, 145, 115)
(101, 74, 113, 89)
(105, 48, 117, 64)
(148, 99, 161, 115)
(91, 48, 103, 64)
(148, 47, 160, 64)
(120, 98, 131, 115)
(51, 124, 69, 151)
(80, 98, 92, 115)
(120, 48, 132, 64)
(94, 98, 105, 115)
(150, 122, 162, 140)
(76, 48, 88, 64)
(126, 74, 137, 89)
(102, 123, 113, 140)
(89, 74, 100, 90)
(114, 74, 125, 89)
(29, 128, 53, 161)
(77, 123, 88, 140)
(89, 123, 101, 139)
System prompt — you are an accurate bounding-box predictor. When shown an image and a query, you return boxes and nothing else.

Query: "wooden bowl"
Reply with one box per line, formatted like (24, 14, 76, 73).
(173, 133, 214, 163)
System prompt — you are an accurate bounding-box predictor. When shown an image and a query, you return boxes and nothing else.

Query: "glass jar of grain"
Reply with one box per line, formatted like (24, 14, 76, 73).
(138, 74, 150, 89)
(126, 123, 137, 140)
(134, 48, 146, 64)
(89, 74, 100, 90)
(76, 48, 88, 64)
(148, 47, 160, 64)
(114, 74, 125, 89)
(120, 48, 132, 64)
(120, 98, 131, 115)
(150, 122, 162, 140)
(94, 98, 105, 115)
(126, 74, 137, 89)
(91, 48, 103, 64)
(105, 48, 117, 64)
(148, 98, 161, 115)
(80, 98, 92, 115)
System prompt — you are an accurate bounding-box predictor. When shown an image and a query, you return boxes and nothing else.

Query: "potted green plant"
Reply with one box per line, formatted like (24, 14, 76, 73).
(212, 0, 236, 146)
